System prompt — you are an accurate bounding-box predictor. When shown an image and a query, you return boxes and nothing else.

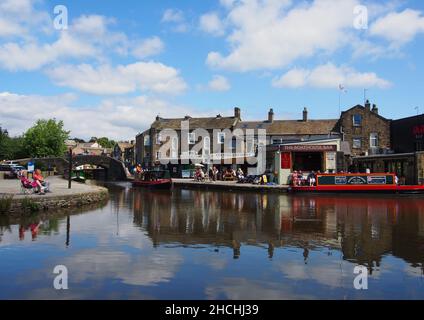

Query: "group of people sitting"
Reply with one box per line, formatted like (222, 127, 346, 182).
(290, 170, 318, 186)
(194, 166, 246, 182)
(19, 169, 50, 195)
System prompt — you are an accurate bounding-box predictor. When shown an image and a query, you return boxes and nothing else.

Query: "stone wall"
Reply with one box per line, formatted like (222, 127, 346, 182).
(7, 188, 109, 214)
(340, 104, 391, 156)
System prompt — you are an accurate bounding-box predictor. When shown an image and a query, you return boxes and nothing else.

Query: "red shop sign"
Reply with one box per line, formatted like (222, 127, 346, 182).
(281, 152, 291, 169)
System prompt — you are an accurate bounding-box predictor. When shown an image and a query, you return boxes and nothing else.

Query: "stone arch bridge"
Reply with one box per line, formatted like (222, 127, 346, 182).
(16, 155, 128, 181)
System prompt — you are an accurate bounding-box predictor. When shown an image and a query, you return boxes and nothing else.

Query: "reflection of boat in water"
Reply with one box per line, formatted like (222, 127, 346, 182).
(289, 173, 424, 194)
(71, 170, 86, 183)
(132, 170, 172, 189)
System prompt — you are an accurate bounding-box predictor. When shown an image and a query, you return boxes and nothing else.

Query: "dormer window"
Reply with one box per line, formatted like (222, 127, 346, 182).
(353, 114, 362, 126)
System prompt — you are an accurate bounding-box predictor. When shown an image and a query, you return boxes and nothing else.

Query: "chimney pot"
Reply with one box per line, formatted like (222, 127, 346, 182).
(234, 107, 241, 119)
(302, 107, 308, 121)
(365, 100, 371, 111)
(268, 108, 274, 122)
(372, 104, 379, 114)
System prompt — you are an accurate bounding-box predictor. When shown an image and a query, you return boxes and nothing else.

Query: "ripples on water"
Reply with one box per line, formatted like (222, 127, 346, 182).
(1, 182, 424, 299)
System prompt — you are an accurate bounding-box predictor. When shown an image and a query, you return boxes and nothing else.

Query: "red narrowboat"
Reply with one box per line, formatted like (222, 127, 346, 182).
(289, 173, 424, 194)
(132, 170, 172, 189)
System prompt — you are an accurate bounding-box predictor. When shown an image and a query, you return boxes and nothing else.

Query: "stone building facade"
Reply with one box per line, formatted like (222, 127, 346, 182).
(337, 100, 391, 157)
(135, 108, 241, 169)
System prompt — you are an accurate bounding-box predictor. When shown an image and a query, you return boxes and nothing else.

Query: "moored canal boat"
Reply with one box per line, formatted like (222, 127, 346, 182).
(289, 173, 424, 194)
(132, 170, 172, 189)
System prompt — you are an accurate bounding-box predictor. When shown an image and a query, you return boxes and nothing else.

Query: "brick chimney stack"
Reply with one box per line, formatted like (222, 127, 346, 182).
(365, 100, 371, 111)
(372, 104, 379, 114)
(268, 108, 274, 122)
(234, 107, 241, 119)
(302, 107, 308, 122)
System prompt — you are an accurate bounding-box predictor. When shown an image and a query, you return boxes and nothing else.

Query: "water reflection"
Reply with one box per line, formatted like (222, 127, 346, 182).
(131, 188, 424, 272)
(1, 183, 424, 299)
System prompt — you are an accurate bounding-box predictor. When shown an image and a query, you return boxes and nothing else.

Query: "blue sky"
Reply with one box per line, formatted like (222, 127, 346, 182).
(0, 0, 424, 139)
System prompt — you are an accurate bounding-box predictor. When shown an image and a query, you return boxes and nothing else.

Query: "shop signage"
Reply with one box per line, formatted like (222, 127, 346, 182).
(27, 161, 34, 173)
(280, 145, 337, 152)
(281, 152, 291, 169)
(413, 124, 424, 135)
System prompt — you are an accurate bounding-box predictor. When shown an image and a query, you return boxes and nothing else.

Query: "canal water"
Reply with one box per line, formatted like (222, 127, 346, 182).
(1, 182, 424, 299)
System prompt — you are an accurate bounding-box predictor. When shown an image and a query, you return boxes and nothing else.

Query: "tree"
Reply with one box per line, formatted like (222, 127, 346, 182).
(97, 137, 116, 149)
(23, 119, 69, 158)
(72, 137, 85, 143)
(0, 128, 28, 160)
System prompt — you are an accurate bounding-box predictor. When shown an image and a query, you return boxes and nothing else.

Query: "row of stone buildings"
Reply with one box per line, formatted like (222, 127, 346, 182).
(65, 140, 135, 167)
(134, 101, 424, 184)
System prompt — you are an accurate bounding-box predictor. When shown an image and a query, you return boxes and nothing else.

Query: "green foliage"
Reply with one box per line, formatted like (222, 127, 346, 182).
(21, 198, 40, 213)
(97, 137, 116, 149)
(0, 127, 28, 160)
(0, 195, 14, 214)
(23, 119, 69, 158)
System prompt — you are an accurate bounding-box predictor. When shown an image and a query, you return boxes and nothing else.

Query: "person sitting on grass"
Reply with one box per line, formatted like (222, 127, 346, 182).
(33, 169, 50, 193)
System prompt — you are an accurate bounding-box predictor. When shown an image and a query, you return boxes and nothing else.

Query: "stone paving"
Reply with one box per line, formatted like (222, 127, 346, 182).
(0, 176, 106, 199)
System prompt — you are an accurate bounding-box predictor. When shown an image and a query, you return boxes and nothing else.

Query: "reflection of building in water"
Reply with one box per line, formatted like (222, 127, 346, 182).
(130, 188, 424, 268)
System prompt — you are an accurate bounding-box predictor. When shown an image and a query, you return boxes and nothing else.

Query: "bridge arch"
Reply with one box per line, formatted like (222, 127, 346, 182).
(18, 155, 128, 181)
(73, 155, 127, 181)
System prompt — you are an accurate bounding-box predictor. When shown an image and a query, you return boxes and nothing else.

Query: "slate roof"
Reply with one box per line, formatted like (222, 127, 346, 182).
(151, 116, 239, 130)
(236, 119, 339, 135)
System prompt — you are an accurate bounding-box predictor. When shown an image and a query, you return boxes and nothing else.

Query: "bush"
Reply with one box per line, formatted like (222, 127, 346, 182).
(21, 197, 40, 213)
(0, 195, 14, 214)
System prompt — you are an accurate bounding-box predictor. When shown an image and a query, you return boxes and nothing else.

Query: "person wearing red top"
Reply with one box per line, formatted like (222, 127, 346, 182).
(33, 169, 50, 193)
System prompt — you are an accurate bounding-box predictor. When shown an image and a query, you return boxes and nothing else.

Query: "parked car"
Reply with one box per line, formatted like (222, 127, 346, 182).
(3, 165, 25, 179)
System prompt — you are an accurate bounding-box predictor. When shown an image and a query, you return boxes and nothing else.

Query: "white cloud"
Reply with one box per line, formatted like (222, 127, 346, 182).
(161, 8, 189, 33)
(0, 0, 50, 38)
(47, 62, 187, 95)
(0, 14, 127, 71)
(272, 63, 391, 89)
(0, 35, 97, 71)
(199, 12, 225, 36)
(207, 75, 231, 91)
(369, 9, 424, 47)
(162, 9, 184, 23)
(131, 36, 164, 59)
(207, 0, 361, 72)
(0, 92, 197, 140)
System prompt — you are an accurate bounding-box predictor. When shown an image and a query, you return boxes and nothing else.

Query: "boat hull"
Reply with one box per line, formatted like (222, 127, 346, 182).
(132, 179, 172, 189)
(289, 185, 424, 194)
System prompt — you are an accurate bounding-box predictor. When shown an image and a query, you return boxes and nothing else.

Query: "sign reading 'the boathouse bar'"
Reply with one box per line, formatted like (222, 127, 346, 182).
(280, 145, 337, 152)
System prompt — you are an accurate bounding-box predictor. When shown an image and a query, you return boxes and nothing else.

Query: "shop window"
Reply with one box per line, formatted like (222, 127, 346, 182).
(370, 133, 378, 148)
(188, 132, 195, 145)
(353, 138, 362, 149)
(353, 114, 362, 126)
(217, 132, 225, 144)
